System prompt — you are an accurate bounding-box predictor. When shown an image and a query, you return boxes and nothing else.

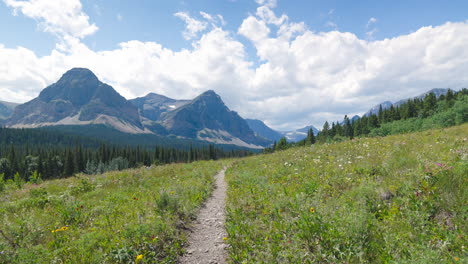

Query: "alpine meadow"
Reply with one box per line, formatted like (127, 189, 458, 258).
(1, 0, 468, 263)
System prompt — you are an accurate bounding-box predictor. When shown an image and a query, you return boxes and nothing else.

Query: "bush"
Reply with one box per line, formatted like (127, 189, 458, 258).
(29, 171, 42, 184)
(13, 172, 24, 189)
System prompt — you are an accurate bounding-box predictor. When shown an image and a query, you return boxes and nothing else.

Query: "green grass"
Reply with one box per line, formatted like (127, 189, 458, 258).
(1, 124, 467, 264)
(0, 160, 228, 263)
(225, 124, 467, 263)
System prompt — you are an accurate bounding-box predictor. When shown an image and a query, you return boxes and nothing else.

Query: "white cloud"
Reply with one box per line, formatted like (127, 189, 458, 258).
(1, 1, 468, 131)
(238, 16, 270, 43)
(174, 12, 208, 40)
(117, 14, 123, 22)
(200, 11, 226, 26)
(366, 17, 378, 39)
(367, 17, 378, 27)
(3, 0, 98, 38)
(255, 0, 277, 8)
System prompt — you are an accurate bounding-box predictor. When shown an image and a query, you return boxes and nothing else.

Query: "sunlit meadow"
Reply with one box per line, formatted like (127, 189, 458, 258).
(0, 160, 228, 263)
(225, 124, 467, 263)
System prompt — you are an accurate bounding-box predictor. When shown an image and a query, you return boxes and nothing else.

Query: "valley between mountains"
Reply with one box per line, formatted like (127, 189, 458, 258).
(0, 68, 467, 263)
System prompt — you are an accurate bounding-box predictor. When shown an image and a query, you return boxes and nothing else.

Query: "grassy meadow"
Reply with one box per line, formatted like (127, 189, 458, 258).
(225, 124, 467, 263)
(0, 124, 466, 264)
(0, 160, 228, 263)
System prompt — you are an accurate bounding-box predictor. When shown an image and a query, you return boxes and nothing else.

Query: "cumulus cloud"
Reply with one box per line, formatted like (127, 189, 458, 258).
(3, 0, 98, 38)
(1, 0, 468, 131)
(174, 12, 208, 40)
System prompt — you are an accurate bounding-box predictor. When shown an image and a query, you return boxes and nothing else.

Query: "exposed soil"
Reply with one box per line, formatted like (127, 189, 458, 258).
(179, 168, 228, 264)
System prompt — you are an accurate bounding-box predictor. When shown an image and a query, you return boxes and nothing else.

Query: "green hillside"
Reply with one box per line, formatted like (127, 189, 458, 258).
(226, 124, 467, 263)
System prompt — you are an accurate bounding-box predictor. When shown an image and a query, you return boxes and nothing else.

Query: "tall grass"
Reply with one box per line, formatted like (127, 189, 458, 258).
(0, 160, 227, 263)
(225, 124, 467, 263)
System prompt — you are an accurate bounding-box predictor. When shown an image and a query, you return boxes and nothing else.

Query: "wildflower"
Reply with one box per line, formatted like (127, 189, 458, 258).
(51, 226, 69, 233)
(223, 237, 228, 241)
(309, 207, 315, 213)
(136, 254, 144, 262)
(454, 257, 459, 261)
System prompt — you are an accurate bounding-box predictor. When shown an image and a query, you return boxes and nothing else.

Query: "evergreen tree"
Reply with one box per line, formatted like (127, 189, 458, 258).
(64, 150, 75, 176)
(276, 137, 288, 150)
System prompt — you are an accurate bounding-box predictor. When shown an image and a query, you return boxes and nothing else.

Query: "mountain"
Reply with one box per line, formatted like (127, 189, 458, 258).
(393, 88, 450, 107)
(0, 100, 19, 120)
(5, 68, 270, 148)
(130, 93, 190, 121)
(245, 119, 319, 143)
(364, 88, 450, 117)
(363, 101, 393, 117)
(159, 90, 269, 148)
(338, 115, 361, 125)
(7, 68, 145, 133)
(281, 125, 319, 142)
(245, 119, 283, 142)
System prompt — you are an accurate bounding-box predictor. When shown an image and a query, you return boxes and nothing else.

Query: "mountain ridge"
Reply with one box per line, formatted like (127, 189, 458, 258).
(6, 69, 270, 148)
(363, 88, 451, 117)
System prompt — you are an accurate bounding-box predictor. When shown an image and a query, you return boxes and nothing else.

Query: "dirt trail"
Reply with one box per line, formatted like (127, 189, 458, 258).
(179, 168, 228, 264)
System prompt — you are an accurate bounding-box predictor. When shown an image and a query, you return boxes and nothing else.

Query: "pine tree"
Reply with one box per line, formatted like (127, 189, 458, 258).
(308, 128, 316, 144)
(64, 150, 75, 176)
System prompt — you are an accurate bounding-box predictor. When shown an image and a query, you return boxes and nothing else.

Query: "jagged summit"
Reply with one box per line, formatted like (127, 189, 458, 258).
(8, 68, 144, 133)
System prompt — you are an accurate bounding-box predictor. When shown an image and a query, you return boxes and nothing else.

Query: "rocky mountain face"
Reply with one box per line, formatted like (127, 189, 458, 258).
(159, 91, 268, 148)
(0, 100, 19, 120)
(6, 68, 269, 148)
(7, 68, 145, 133)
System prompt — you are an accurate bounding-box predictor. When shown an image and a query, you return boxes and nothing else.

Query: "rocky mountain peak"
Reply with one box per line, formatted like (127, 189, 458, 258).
(38, 68, 101, 106)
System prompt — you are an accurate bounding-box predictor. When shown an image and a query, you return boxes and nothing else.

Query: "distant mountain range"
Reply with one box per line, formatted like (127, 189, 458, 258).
(4, 68, 268, 148)
(1, 68, 457, 148)
(363, 88, 451, 117)
(245, 119, 319, 142)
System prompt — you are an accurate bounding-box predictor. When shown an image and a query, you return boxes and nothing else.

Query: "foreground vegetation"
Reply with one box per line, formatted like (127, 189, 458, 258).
(226, 124, 467, 263)
(0, 160, 227, 263)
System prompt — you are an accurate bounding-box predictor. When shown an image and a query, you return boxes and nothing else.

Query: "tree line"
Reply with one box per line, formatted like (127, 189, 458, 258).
(0, 133, 252, 182)
(266, 88, 468, 152)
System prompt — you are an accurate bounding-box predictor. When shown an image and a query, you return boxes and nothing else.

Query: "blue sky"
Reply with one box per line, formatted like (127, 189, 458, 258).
(0, 0, 467, 130)
(2, 0, 467, 56)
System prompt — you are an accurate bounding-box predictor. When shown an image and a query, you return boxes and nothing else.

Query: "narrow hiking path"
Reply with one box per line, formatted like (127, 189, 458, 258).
(179, 168, 228, 264)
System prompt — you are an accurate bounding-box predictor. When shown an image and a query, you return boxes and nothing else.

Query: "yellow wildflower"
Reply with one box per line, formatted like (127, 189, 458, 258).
(223, 237, 228, 241)
(309, 207, 315, 213)
(454, 257, 459, 261)
(136, 254, 144, 262)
